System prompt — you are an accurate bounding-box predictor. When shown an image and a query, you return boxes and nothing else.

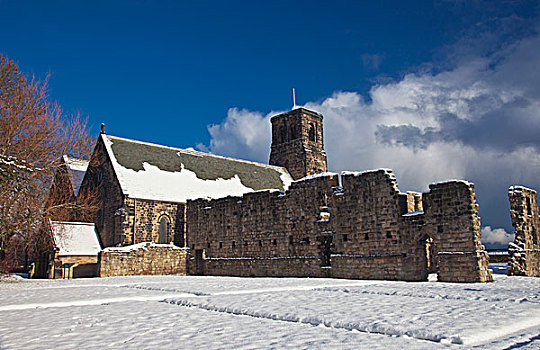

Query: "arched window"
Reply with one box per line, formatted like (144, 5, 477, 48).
(309, 124, 316, 142)
(158, 216, 169, 244)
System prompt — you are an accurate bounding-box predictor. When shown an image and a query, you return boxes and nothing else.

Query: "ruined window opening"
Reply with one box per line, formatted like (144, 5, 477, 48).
(258, 240, 262, 246)
(207, 242, 210, 249)
(272, 239, 277, 245)
(219, 242, 223, 249)
(244, 240, 248, 247)
(424, 237, 437, 274)
(158, 217, 169, 244)
(527, 197, 532, 215)
(309, 123, 316, 142)
(232, 241, 236, 249)
(342, 234, 348, 242)
(364, 233, 369, 240)
(289, 236, 293, 245)
(437, 225, 443, 233)
(532, 226, 538, 246)
(386, 231, 392, 239)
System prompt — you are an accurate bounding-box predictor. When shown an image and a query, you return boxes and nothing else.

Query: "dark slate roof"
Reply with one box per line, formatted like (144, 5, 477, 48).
(101, 134, 293, 202)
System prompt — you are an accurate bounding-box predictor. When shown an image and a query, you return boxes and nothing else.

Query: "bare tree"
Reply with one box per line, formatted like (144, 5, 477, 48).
(0, 54, 95, 272)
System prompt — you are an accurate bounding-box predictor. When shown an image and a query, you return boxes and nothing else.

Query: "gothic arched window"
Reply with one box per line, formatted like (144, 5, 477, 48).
(158, 216, 169, 244)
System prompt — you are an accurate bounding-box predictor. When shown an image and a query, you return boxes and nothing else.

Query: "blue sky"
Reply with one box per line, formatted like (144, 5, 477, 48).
(1, 0, 539, 247)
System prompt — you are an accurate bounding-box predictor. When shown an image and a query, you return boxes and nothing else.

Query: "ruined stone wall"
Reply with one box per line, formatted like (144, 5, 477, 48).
(99, 243, 188, 277)
(187, 175, 338, 277)
(422, 181, 492, 282)
(508, 186, 540, 277)
(187, 170, 492, 282)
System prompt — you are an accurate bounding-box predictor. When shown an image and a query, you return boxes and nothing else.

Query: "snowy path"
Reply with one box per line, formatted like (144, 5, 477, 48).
(0, 275, 539, 349)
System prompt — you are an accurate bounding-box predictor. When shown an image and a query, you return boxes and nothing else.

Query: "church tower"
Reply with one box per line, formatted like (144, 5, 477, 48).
(269, 107, 327, 180)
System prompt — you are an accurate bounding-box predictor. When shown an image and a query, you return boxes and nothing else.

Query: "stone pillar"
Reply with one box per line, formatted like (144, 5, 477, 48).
(508, 186, 540, 277)
(423, 181, 492, 282)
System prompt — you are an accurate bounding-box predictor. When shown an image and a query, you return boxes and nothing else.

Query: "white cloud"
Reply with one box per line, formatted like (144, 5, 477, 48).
(481, 226, 514, 246)
(200, 25, 540, 234)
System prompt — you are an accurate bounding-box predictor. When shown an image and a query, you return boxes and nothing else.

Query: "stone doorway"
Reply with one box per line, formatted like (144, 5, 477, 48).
(194, 249, 204, 275)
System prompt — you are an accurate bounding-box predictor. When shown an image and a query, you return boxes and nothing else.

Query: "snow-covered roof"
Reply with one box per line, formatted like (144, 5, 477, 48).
(50, 221, 101, 256)
(101, 134, 293, 203)
(62, 155, 89, 196)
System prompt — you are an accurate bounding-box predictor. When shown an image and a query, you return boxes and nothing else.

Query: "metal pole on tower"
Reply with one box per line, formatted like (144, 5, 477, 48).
(292, 87, 296, 109)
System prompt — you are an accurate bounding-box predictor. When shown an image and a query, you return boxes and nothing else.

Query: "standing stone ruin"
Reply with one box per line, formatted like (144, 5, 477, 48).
(508, 186, 540, 277)
(187, 170, 492, 283)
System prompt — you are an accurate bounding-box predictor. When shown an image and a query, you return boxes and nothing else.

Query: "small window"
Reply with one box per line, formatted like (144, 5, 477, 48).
(364, 233, 369, 240)
(289, 236, 294, 245)
(309, 124, 316, 142)
(207, 242, 210, 248)
(343, 234, 348, 242)
(219, 242, 223, 249)
(272, 239, 277, 246)
(158, 217, 169, 244)
(386, 231, 392, 239)
(437, 225, 443, 233)
(527, 198, 532, 215)
(258, 240, 262, 246)
(232, 241, 236, 249)
(244, 240, 248, 247)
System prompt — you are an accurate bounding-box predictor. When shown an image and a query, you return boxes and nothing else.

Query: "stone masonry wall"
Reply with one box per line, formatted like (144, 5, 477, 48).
(116, 198, 186, 247)
(99, 242, 188, 277)
(186, 170, 492, 283)
(78, 137, 187, 249)
(269, 108, 327, 180)
(508, 186, 540, 277)
(78, 137, 125, 247)
(422, 181, 492, 282)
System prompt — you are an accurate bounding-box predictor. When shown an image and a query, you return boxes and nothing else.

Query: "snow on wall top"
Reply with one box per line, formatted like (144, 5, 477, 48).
(50, 221, 102, 256)
(509, 185, 537, 194)
(429, 179, 472, 187)
(296, 172, 338, 182)
(102, 135, 293, 203)
(62, 155, 89, 196)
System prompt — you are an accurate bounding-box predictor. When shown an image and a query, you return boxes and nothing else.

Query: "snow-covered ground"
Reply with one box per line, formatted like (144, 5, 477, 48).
(1, 273, 539, 349)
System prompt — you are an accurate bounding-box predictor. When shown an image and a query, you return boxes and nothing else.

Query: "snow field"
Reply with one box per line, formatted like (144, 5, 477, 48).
(0, 275, 539, 349)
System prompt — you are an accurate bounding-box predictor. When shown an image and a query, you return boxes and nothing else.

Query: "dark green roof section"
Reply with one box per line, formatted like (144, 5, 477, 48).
(105, 135, 290, 192)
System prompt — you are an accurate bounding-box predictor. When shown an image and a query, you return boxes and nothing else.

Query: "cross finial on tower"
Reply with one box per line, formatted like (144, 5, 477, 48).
(292, 87, 297, 109)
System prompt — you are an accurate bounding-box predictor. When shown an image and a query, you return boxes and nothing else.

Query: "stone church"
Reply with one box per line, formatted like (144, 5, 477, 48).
(39, 106, 508, 282)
